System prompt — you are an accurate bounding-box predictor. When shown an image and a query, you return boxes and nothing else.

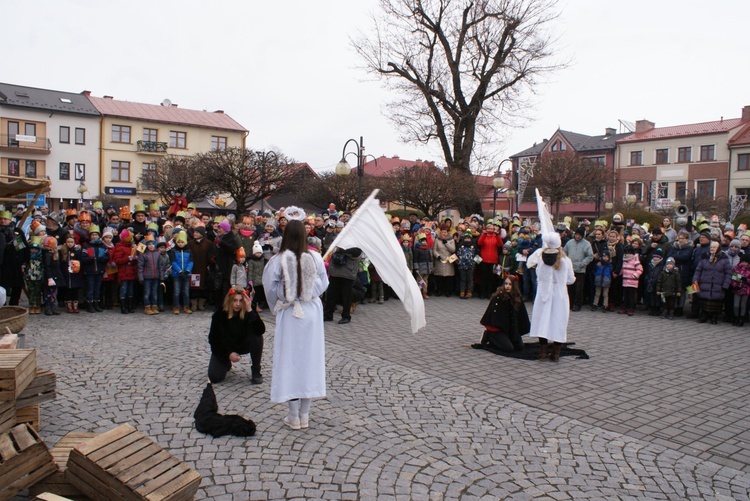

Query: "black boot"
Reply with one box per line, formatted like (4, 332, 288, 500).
(93, 300, 103, 312)
(44, 305, 53, 316)
(121, 300, 128, 314)
(674, 307, 684, 317)
(697, 312, 708, 323)
(710, 313, 718, 325)
(86, 301, 96, 313)
(51, 303, 60, 315)
(127, 297, 135, 313)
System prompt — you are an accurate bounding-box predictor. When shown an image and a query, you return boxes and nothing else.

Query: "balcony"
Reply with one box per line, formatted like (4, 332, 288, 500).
(136, 140, 168, 154)
(0, 134, 52, 154)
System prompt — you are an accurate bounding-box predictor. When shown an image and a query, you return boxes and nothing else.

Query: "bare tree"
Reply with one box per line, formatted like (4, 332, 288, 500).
(526, 152, 610, 218)
(353, 0, 562, 174)
(195, 147, 299, 216)
(139, 155, 215, 204)
(292, 172, 380, 213)
(383, 164, 479, 218)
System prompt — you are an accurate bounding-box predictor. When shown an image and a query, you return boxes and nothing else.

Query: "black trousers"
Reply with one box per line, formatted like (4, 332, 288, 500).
(324, 276, 354, 319)
(208, 336, 264, 383)
(568, 272, 586, 307)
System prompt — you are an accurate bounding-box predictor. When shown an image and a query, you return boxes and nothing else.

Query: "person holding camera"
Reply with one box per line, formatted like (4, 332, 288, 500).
(207, 288, 266, 384)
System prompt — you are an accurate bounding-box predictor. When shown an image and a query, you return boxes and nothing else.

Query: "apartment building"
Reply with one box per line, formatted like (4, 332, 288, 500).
(0, 82, 100, 210)
(85, 93, 248, 207)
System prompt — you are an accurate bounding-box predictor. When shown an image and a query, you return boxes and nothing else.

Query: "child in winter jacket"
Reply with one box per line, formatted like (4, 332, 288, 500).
(645, 251, 665, 316)
(138, 238, 167, 315)
(730, 258, 750, 326)
(81, 225, 110, 313)
(656, 257, 682, 320)
(247, 241, 267, 310)
(231, 247, 248, 290)
(42, 236, 64, 316)
(170, 231, 194, 314)
(59, 234, 84, 313)
(112, 229, 137, 314)
(456, 231, 478, 298)
(25, 238, 44, 314)
(619, 245, 643, 316)
(157, 240, 172, 312)
(592, 249, 613, 311)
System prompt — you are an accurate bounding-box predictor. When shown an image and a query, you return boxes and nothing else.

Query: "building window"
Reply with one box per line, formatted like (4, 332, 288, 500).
(697, 180, 715, 199)
(739, 153, 750, 171)
(677, 147, 691, 163)
(656, 181, 668, 199)
(736, 188, 750, 197)
(142, 162, 157, 190)
(75, 128, 85, 145)
(211, 136, 227, 151)
(143, 128, 158, 142)
(25, 160, 37, 178)
(111, 161, 131, 182)
(627, 183, 643, 201)
(59, 162, 70, 180)
(700, 145, 715, 161)
(112, 125, 131, 143)
(74, 163, 85, 181)
(630, 151, 642, 166)
(59, 126, 70, 144)
(583, 156, 605, 166)
(169, 131, 186, 149)
(7, 159, 20, 176)
(675, 182, 687, 200)
(24, 123, 36, 137)
(655, 149, 669, 164)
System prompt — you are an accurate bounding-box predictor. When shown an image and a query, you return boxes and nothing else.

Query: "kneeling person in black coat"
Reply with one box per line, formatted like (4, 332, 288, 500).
(475, 276, 531, 353)
(208, 289, 265, 384)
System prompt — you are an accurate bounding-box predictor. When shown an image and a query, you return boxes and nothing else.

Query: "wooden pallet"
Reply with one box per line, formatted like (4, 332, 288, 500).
(0, 349, 36, 402)
(16, 404, 40, 431)
(67, 424, 201, 501)
(17, 369, 56, 408)
(0, 423, 57, 500)
(29, 432, 98, 499)
(0, 401, 14, 436)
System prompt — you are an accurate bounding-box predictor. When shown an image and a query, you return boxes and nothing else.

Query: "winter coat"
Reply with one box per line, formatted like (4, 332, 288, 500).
(730, 262, 750, 296)
(667, 240, 694, 290)
(188, 237, 213, 291)
(497, 252, 517, 279)
(657, 267, 682, 297)
(328, 247, 362, 280)
(247, 255, 266, 287)
(170, 247, 194, 278)
(563, 237, 594, 274)
(230, 263, 248, 289)
(645, 259, 665, 294)
(412, 234, 433, 264)
(456, 240, 477, 271)
(644, 234, 672, 261)
(691, 244, 711, 275)
(693, 251, 732, 301)
(594, 261, 613, 288)
(102, 245, 118, 282)
(621, 255, 643, 288)
(138, 248, 167, 281)
(26, 251, 44, 281)
(432, 237, 456, 277)
(215, 232, 239, 278)
(59, 247, 84, 289)
(81, 240, 110, 275)
(401, 242, 413, 270)
(476, 231, 503, 265)
(0, 223, 27, 289)
(112, 241, 138, 282)
(43, 250, 64, 285)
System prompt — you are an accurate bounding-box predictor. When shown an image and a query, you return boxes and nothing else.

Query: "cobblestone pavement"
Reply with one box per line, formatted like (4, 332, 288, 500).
(14, 295, 750, 500)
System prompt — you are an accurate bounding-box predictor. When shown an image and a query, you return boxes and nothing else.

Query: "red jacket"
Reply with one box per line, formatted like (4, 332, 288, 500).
(112, 241, 138, 282)
(477, 231, 503, 264)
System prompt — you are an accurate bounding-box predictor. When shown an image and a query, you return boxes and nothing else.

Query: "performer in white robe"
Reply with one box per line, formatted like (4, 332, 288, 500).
(528, 232, 576, 361)
(262, 212, 329, 430)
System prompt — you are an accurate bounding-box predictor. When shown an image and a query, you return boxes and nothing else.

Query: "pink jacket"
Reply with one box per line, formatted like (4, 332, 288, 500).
(621, 255, 643, 288)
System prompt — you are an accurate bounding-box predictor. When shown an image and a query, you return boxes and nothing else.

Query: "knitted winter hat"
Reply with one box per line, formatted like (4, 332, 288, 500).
(236, 247, 246, 259)
(665, 257, 675, 266)
(120, 229, 133, 243)
(102, 227, 114, 239)
(731, 239, 741, 248)
(219, 220, 231, 233)
(252, 241, 263, 254)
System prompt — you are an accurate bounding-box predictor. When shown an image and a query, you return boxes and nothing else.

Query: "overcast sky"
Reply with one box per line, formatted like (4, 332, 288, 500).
(5, 0, 749, 175)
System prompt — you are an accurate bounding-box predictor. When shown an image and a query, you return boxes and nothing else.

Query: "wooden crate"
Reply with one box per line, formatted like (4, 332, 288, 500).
(0, 400, 15, 435)
(16, 404, 40, 431)
(0, 349, 36, 402)
(0, 423, 57, 500)
(67, 424, 201, 501)
(29, 432, 98, 498)
(17, 369, 56, 408)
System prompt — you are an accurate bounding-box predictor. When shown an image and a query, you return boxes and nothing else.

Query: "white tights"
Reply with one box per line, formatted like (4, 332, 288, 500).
(288, 398, 311, 419)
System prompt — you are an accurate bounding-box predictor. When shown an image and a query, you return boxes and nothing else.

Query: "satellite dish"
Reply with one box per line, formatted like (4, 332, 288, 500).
(162, 99, 172, 108)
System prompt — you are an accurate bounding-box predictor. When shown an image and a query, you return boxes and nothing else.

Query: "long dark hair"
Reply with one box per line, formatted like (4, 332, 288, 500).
(278, 219, 308, 296)
(491, 276, 523, 310)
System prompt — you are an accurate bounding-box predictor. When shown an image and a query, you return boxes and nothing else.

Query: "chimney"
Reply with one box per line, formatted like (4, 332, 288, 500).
(635, 120, 655, 133)
(393, 155, 399, 159)
(81, 90, 91, 96)
(103, 95, 114, 100)
(213, 110, 224, 114)
(605, 127, 616, 136)
(742, 105, 750, 122)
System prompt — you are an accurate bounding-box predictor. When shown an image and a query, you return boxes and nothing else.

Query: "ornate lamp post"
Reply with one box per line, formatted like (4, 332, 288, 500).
(506, 189, 517, 215)
(492, 175, 505, 216)
(76, 181, 88, 209)
(335, 136, 365, 206)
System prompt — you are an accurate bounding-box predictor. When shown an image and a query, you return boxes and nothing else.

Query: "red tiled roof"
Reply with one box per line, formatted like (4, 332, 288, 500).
(618, 118, 744, 143)
(87, 95, 247, 132)
(729, 123, 750, 146)
(361, 155, 436, 176)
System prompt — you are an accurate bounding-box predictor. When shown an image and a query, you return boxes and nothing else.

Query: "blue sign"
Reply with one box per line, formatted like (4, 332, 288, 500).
(25, 194, 46, 207)
(105, 186, 137, 196)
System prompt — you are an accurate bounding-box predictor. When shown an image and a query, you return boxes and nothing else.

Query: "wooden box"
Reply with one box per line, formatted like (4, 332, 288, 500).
(29, 432, 98, 498)
(0, 401, 14, 435)
(67, 424, 201, 501)
(0, 423, 57, 500)
(16, 404, 40, 431)
(0, 349, 36, 402)
(17, 369, 56, 408)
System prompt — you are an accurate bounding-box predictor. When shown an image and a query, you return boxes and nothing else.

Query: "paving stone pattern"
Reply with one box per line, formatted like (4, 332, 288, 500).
(14, 296, 750, 499)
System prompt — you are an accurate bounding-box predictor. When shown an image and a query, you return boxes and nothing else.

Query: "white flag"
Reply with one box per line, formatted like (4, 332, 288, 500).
(325, 190, 426, 334)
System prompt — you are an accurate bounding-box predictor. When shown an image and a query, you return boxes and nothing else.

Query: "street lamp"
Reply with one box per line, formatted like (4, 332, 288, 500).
(492, 175, 505, 216)
(604, 202, 614, 210)
(76, 181, 88, 208)
(335, 136, 365, 206)
(506, 189, 516, 215)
